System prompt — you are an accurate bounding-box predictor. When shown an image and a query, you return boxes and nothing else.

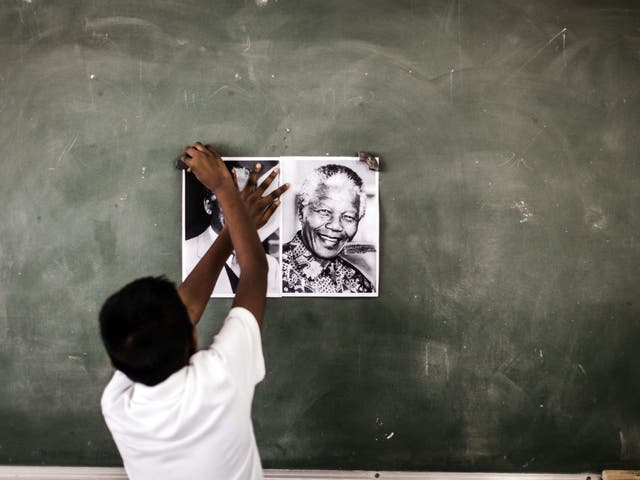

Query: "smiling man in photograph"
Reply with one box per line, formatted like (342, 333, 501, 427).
(281, 164, 374, 294)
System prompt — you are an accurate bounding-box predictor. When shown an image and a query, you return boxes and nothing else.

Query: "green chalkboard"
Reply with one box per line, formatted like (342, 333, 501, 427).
(1, 0, 639, 472)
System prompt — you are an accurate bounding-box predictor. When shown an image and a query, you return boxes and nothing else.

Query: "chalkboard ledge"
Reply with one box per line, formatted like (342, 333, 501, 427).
(0, 467, 601, 480)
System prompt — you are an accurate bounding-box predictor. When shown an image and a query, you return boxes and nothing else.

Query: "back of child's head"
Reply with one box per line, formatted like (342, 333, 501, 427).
(99, 276, 194, 386)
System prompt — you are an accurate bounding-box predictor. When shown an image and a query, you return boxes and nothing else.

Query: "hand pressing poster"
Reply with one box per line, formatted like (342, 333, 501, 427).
(182, 158, 282, 297)
(182, 156, 379, 297)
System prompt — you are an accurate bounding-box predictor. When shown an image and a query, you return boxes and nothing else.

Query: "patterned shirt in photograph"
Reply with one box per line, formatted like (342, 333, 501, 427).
(282, 232, 374, 294)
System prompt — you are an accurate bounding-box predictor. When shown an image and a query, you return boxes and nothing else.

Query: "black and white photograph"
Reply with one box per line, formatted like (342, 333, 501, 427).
(279, 157, 379, 297)
(182, 158, 282, 297)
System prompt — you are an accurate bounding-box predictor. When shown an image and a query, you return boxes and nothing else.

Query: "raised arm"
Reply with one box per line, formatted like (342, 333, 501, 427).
(178, 161, 289, 325)
(179, 143, 288, 327)
(177, 227, 233, 325)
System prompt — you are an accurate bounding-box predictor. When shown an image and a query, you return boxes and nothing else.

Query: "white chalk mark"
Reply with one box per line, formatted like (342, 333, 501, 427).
(68, 355, 82, 361)
(255, 0, 269, 6)
(243, 34, 251, 52)
(248, 63, 257, 83)
(586, 206, 607, 231)
(513, 200, 533, 223)
(386, 432, 395, 439)
(562, 30, 567, 68)
(425, 343, 429, 375)
(577, 363, 587, 376)
(449, 68, 455, 104)
(499, 125, 547, 169)
(444, 346, 449, 379)
(184, 90, 189, 109)
(507, 28, 567, 82)
(56, 134, 79, 167)
(210, 85, 229, 99)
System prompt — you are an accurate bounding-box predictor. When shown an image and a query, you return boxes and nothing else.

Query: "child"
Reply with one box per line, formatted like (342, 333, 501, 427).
(99, 143, 289, 480)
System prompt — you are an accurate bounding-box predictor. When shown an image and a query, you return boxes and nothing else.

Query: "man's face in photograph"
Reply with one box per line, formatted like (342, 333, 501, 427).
(300, 181, 360, 259)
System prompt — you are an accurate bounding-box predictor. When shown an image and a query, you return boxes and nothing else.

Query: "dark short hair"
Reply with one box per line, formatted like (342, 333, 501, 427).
(99, 276, 194, 386)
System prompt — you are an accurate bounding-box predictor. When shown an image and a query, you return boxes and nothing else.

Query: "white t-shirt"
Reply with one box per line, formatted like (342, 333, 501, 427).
(101, 307, 265, 480)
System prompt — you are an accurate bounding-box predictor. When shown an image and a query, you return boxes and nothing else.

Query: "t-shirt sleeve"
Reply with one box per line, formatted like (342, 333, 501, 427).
(209, 307, 265, 391)
(101, 370, 133, 418)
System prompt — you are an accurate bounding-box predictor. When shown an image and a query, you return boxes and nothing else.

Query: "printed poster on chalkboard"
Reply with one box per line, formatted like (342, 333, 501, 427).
(182, 156, 379, 297)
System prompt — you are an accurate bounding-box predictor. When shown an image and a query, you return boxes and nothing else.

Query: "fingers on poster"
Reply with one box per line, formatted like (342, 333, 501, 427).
(182, 156, 379, 298)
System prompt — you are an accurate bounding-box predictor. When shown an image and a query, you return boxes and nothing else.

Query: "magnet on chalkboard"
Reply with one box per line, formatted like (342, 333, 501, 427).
(357, 151, 380, 171)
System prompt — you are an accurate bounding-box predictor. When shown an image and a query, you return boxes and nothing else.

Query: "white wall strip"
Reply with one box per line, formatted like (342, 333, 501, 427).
(0, 467, 602, 480)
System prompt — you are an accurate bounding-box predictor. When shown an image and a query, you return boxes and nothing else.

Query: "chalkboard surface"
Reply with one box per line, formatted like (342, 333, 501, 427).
(1, 0, 639, 472)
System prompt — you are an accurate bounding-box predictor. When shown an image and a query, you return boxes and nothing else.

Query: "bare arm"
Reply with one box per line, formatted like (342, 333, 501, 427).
(230, 162, 289, 327)
(177, 228, 233, 325)
(178, 164, 289, 325)
(179, 144, 289, 327)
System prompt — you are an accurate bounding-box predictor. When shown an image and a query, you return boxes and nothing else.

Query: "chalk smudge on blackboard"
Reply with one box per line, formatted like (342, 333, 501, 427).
(562, 29, 567, 67)
(500, 125, 547, 169)
(242, 25, 251, 52)
(507, 27, 567, 82)
(211, 85, 229, 98)
(585, 206, 607, 231)
(513, 200, 533, 223)
(449, 68, 455, 104)
(425, 343, 429, 375)
(55, 133, 79, 168)
(425, 341, 450, 379)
